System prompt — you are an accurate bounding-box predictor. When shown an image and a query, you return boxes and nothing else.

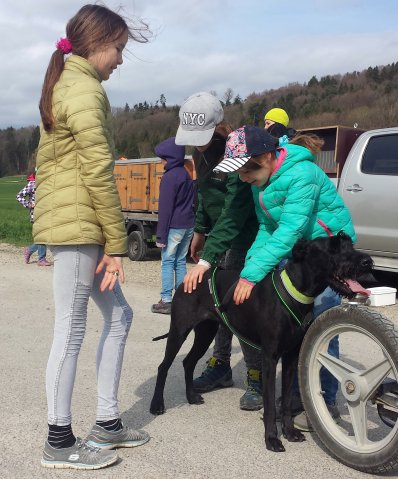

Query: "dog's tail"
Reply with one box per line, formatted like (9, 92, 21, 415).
(152, 333, 169, 341)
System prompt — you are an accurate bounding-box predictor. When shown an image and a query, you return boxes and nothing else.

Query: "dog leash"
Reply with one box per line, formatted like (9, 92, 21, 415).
(209, 268, 261, 351)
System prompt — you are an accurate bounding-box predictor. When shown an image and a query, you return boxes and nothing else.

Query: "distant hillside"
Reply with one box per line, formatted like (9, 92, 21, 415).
(1, 62, 397, 176)
(111, 61, 398, 158)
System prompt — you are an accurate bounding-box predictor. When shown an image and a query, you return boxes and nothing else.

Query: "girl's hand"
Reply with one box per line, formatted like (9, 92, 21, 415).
(233, 278, 255, 305)
(96, 254, 125, 292)
(183, 263, 210, 293)
(190, 233, 205, 263)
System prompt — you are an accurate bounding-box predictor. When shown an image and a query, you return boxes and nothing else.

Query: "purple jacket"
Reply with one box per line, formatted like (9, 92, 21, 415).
(155, 137, 195, 245)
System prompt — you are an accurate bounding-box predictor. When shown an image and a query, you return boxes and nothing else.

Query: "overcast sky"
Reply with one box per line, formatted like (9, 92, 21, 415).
(1, 0, 398, 128)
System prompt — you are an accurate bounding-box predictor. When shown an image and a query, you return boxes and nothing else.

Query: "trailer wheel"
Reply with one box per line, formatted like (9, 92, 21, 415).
(298, 304, 398, 474)
(127, 231, 147, 261)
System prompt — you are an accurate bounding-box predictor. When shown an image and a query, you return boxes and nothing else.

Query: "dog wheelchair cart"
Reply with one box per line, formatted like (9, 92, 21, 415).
(298, 303, 398, 474)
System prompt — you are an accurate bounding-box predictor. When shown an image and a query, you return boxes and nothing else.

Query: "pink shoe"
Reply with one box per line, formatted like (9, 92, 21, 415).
(23, 247, 31, 264)
(37, 258, 52, 267)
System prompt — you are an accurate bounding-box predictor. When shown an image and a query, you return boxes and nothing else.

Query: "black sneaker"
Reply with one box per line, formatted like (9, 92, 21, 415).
(193, 357, 233, 393)
(41, 438, 118, 470)
(151, 300, 172, 314)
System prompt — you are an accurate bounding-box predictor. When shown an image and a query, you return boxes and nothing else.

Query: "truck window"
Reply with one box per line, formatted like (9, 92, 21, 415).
(362, 134, 398, 175)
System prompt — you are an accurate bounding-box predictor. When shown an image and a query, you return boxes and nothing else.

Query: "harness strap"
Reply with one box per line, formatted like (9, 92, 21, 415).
(210, 268, 261, 351)
(209, 267, 314, 349)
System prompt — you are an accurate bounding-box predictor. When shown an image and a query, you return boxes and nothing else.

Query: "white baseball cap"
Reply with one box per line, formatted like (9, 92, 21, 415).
(175, 92, 224, 146)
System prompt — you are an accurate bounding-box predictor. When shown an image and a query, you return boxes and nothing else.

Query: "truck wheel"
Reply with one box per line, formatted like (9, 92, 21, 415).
(298, 304, 398, 474)
(127, 231, 147, 261)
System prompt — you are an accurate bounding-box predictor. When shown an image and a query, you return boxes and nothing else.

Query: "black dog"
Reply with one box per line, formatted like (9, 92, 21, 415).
(150, 232, 373, 452)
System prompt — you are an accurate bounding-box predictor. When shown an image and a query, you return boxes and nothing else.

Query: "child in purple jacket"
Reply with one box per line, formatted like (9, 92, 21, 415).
(151, 137, 195, 314)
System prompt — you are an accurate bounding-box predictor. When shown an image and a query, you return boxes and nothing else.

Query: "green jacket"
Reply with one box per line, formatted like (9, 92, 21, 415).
(193, 138, 258, 265)
(33, 55, 127, 255)
(241, 144, 356, 283)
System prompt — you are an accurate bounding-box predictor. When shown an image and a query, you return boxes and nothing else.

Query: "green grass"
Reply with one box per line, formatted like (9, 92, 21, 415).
(0, 176, 34, 245)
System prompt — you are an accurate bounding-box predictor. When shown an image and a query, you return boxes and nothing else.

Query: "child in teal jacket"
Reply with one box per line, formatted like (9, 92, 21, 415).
(215, 125, 356, 431)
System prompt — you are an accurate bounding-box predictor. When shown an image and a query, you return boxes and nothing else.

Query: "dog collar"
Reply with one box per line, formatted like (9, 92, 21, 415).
(271, 269, 314, 328)
(280, 270, 314, 304)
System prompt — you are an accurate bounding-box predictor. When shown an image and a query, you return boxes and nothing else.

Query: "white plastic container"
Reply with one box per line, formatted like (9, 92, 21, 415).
(366, 287, 397, 307)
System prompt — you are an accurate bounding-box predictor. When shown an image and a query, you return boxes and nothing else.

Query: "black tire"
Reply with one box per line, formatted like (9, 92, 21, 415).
(127, 230, 147, 261)
(298, 304, 398, 474)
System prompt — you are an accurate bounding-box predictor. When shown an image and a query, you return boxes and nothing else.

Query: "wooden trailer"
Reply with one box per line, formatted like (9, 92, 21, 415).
(298, 125, 365, 178)
(114, 157, 195, 260)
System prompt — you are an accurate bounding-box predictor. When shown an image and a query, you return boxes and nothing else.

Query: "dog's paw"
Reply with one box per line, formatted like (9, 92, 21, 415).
(150, 399, 166, 415)
(282, 426, 306, 443)
(265, 437, 285, 452)
(187, 391, 205, 405)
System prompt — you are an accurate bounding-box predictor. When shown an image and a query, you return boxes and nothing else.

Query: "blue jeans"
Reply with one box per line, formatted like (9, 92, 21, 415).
(28, 243, 46, 260)
(313, 287, 340, 404)
(160, 227, 194, 303)
(47, 245, 133, 425)
(292, 286, 340, 404)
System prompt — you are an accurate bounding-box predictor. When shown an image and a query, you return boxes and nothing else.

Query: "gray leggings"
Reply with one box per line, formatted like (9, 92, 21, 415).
(213, 249, 262, 370)
(46, 245, 133, 425)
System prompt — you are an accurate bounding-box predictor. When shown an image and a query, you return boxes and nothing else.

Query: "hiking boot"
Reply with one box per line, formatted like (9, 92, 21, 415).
(41, 437, 118, 470)
(294, 403, 341, 432)
(23, 247, 31, 264)
(240, 369, 263, 411)
(38, 258, 52, 266)
(86, 424, 150, 449)
(193, 356, 233, 393)
(151, 300, 172, 315)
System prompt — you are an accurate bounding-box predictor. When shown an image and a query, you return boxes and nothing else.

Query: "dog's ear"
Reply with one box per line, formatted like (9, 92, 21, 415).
(292, 238, 309, 261)
(337, 230, 351, 242)
(329, 234, 341, 253)
(330, 231, 352, 253)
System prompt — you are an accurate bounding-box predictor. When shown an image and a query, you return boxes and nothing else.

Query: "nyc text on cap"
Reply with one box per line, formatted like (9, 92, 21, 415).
(175, 92, 224, 146)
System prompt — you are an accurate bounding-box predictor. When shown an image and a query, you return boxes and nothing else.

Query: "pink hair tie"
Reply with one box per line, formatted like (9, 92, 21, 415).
(56, 37, 73, 54)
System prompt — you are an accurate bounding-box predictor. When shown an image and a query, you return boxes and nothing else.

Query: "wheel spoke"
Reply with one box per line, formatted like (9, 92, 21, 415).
(347, 400, 369, 446)
(317, 351, 359, 382)
(359, 357, 392, 401)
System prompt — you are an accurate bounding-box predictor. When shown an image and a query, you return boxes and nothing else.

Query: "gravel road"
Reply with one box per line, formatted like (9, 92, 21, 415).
(1, 242, 398, 479)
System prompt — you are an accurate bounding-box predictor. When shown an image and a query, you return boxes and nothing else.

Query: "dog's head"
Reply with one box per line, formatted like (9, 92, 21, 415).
(291, 231, 374, 298)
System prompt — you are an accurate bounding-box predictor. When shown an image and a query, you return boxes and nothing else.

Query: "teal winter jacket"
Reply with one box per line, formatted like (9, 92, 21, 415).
(240, 143, 356, 283)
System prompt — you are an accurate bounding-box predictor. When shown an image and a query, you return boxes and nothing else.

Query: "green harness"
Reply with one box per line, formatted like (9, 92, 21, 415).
(209, 267, 315, 351)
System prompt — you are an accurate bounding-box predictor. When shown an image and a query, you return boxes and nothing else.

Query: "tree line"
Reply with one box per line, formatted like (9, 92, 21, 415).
(1, 61, 398, 177)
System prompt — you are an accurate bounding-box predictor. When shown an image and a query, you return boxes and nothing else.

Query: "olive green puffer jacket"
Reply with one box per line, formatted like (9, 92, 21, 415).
(33, 55, 127, 255)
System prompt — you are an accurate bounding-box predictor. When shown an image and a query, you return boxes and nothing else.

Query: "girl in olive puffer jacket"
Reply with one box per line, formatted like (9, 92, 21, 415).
(35, 4, 151, 471)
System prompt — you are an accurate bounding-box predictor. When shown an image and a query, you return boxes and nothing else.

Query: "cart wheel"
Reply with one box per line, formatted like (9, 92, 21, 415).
(127, 231, 147, 261)
(298, 304, 398, 473)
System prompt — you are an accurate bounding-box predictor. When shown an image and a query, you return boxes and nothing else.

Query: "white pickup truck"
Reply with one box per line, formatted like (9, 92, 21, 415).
(335, 127, 398, 272)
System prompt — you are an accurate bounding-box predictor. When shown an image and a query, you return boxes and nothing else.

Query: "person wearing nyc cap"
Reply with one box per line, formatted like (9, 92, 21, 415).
(264, 107, 296, 142)
(175, 92, 263, 411)
(214, 125, 356, 432)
